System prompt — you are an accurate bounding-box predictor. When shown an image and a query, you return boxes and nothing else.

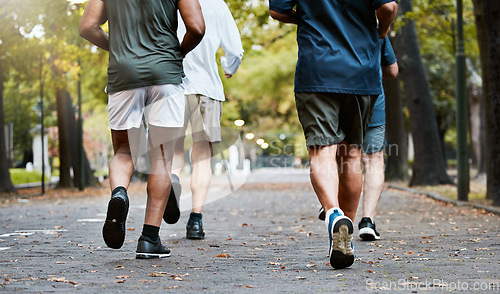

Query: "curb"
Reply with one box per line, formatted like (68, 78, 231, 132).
(388, 184, 500, 216)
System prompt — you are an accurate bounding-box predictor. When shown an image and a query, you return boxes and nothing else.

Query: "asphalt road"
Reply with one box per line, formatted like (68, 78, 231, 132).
(1, 168, 499, 292)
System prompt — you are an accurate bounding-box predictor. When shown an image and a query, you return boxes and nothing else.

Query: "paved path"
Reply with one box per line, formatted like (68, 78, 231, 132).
(1, 168, 499, 292)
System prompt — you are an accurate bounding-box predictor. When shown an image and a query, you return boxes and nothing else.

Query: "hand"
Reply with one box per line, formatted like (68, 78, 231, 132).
(224, 72, 233, 79)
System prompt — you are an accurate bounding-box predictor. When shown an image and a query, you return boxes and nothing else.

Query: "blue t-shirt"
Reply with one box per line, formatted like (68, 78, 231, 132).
(369, 37, 397, 127)
(269, 0, 397, 95)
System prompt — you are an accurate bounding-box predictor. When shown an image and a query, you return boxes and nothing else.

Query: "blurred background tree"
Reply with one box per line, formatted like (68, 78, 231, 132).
(0, 0, 498, 204)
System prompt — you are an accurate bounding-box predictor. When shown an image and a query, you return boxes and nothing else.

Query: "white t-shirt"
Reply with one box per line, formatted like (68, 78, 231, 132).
(178, 0, 244, 101)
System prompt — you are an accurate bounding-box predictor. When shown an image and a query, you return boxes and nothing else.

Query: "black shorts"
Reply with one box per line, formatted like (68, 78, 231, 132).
(295, 92, 377, 147)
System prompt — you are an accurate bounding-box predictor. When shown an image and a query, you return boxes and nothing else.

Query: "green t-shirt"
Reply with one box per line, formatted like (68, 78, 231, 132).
(102, 0, 183, 93)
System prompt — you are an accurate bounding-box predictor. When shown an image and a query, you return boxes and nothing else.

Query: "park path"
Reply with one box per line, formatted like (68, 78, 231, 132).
(1, 168, 499, 292)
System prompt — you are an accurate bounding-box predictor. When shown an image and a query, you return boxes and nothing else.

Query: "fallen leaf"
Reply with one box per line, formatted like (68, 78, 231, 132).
(116, 275, 130, 279)
(241, 223, 248, 227)
(296, 276, 306, 280)
(152, 265, 163, 267)
(165, 286, 180, 289)
(115, 280, 126, 283)
(215, 253, 230, 258)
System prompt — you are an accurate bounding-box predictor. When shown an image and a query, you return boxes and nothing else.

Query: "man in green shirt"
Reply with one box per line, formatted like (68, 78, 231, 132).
(79, 0, 204, 259)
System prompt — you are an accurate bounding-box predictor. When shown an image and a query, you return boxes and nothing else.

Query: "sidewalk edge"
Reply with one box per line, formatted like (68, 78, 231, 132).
(388, 184, 500, 216)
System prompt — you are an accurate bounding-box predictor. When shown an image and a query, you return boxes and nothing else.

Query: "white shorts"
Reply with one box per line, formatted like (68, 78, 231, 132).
(108, 84, 185, 130)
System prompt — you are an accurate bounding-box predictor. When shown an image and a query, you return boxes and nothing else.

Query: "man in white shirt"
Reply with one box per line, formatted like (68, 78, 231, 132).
(168, 0, 244, 239)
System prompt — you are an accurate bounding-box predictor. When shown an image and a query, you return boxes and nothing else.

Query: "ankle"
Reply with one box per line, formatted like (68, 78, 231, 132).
(141, 224, 160, 243)
(188, 212, 202, 225)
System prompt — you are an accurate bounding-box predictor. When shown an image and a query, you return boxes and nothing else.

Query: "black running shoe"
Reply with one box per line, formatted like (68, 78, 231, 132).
(186, 221, 205, 239)
(102, 187, 129, 249)
(358, 217, 380, 241)
(135, 236, 171, 259)
(163, 174, 181, 224)
(318, 207, 325, 221)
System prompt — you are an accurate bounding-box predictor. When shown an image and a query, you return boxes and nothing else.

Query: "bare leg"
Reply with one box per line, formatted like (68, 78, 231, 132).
(361, 151, 384, 219)
(309, 145, 339, 211)
(190, 140, 212, 213)
(336, 141, 363, 222)
(144, 126, 179, 227)
(172, 136, 186, 176)
(109, 130, 135, 191)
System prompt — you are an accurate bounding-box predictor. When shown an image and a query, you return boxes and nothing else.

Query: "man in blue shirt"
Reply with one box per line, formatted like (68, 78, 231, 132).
(270, 0, 398, 269)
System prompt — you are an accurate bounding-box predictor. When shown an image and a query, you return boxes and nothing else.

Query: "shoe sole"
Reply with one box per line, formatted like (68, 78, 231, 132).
(329, 218, 354, 269)
(136, 252, 171, 259)
(186, 231, 205, 240)
(359, 227, 380, 241)
(164, 181, 181, 224)
(103, 196, 128, 249)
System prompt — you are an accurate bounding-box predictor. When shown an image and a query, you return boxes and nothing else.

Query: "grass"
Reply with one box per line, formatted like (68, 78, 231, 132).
(10, 168, 49, 185)
(404, 167, 491, 206)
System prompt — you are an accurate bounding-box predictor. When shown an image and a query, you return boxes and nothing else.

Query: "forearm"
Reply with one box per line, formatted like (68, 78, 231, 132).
(178, 0, 205, 57)
(80, 27, 110, 51)
(180, 32, 204, 57)
(376, 2, 398, 39)
(221, 55, 242, 75)
(79, 0, 109, 51)
(270, 9, 298, 25)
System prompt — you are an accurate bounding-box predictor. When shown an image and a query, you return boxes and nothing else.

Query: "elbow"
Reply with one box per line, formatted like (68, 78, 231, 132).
(79, 22, 91, 40)
(377, 2, 398, 20)
(192, 21, 206, 40)
(387, 70, 398, 79)
(383, 63, 399, 79)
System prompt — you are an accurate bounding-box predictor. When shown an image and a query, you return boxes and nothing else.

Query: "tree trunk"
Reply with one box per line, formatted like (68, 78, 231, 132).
(393, 0, 451, 186)
(482, 0, 500, 206)
(0, 62, 17, 193)
(468, 86, 483, 170)
(472, 0, 489, 177)
(384, 77, 408, 181)
(55, 89, 95, 189)
(56, 89, 74, 188)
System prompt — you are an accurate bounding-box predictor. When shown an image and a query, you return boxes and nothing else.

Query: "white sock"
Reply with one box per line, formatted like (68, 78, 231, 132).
(324, 207, 344, 229)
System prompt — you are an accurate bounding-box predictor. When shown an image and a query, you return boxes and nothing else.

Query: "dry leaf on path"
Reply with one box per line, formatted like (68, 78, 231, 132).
(215, 253, 230, 258)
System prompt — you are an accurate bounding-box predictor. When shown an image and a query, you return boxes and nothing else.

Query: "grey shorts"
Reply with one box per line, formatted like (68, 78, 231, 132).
(295, 92, 377, 147)
(181, 94, 222, 143)
(362, 124, 386, 154)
